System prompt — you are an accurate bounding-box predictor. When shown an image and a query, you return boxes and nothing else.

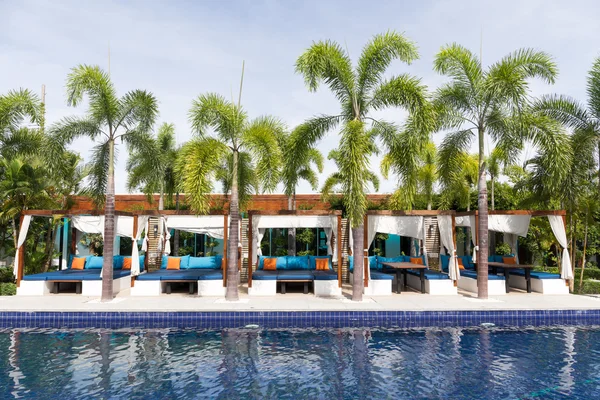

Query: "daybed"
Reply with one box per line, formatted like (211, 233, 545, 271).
(131, 255, 225, 296)
(448, 255, 508, 296)
(249, 255, 339, 296)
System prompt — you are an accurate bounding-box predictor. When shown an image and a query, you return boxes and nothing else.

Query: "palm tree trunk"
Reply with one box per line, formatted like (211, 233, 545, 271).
(287, 191, 296, 255)
(101, 139, 116, 302)
(173, 192, 180, 256)
(226, 150, 240, 301)
(11, 219, 18, 251)
(42, 222, 55, 272)
(578, 217, 588, 290)
(352, 225, 364, 302)
(477, 127, 489, 299)
(491, 178, 495, 211)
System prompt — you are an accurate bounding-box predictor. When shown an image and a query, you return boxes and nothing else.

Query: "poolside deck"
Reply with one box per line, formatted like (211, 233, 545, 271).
(2, 284, 600, 312)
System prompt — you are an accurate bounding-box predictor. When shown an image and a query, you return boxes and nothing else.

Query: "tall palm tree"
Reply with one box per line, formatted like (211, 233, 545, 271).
(0, 89, 41, 136)
(532, 57, 600, 195)
(180, 90, 285, 301)
(296, 31, 431, 300)
(438, 152, 478, 211)
(50, 65, 158, 301)
(127, 122, 178, 210)
(434, 44, 557, 298)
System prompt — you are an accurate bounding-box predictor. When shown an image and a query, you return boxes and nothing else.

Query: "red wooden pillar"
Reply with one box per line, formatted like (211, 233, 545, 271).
(247, 213, 253, 288)
(223, 214, 228, 287)
(337, 214, 342, 288)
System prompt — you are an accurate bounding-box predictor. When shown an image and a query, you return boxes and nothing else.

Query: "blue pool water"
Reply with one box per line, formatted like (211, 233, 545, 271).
(0, 327, 599, 399)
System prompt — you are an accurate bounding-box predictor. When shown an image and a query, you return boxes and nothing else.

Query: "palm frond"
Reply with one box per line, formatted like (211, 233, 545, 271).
(433, 43, 482, 90)
(588, 57, 600, 119)
(189, 93, 244, 143)
(66, 65, 119, 125)
(0, 88, 41, 132)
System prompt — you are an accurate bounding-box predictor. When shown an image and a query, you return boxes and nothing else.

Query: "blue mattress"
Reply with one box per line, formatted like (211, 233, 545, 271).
(460, 270, 505, 280)
(136, 269, 223, 281)
(312, 270, 339, 281)
(23, 269, 131, 281)
(509, 270, 561, 279)
(252, 271, 279, 281)
(277, 271, 314, 281)
(406, 270, 450, 280)
(370, 271, 394, 280)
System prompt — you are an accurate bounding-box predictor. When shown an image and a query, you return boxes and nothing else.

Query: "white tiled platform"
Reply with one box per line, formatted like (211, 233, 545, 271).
(2, 284, 600, 312)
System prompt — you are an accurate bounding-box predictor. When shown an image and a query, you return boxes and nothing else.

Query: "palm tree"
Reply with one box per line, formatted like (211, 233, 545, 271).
(181, 87, 285, 301)
(296, 31, 431, 301)
(434, 44, 557, 298)
(127, 122, 178, 210)
(50, 65, 158, 301)
(438, 152, 479, 211)
(282, 125, 324, 254)
(532, 57, 600, 195)
(0, 89, 41, 136)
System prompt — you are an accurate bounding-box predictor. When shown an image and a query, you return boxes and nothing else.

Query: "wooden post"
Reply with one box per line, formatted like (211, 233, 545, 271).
(248, 213, 253, 288)
(337, 215, 342, 288)
(363, 214, 369, 288)
(16, 215, 25, 287)
(223, 214, 228, 287)
(71, 223, 77, 256)
(131, 215, 138, 287)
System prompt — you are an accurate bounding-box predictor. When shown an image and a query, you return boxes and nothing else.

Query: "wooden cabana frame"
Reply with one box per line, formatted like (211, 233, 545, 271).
(247, 210, 343, 288)
(363, 210, 457, 288)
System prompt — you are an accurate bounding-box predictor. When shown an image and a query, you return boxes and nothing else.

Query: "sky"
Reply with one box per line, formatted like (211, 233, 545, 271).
(1, 0, 599, 195)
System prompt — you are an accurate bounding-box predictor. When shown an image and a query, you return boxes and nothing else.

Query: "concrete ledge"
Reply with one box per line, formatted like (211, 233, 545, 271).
(198, 280, 226, 297)
(131, 280, 162, 296)
(82, 276, 131, 297)
(349, 272, 392, 296)
(509, 274, 569, 295)
(314, 280, 342, 297)
(248, 280, 276, 296)
(16, 281, 53, 296)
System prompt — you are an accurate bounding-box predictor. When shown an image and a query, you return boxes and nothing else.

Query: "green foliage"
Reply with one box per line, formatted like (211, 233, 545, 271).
(495, 242, 512, 256)
(0, 282, 16, 296)
(0, 267, 13, 283)
(575, 280, 600, 295)
(296, 228, 314, 246)
(79, 233, 103, 256)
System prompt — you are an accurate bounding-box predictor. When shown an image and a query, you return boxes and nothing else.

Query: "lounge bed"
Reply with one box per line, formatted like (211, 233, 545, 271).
(249, 255, 340, 296)
(449, 255, 507, 295)
(17, 255, 137, 296)
(131, 255, 225, 296)
(348, 255, 394, 296)
(508, 269, 569, 294)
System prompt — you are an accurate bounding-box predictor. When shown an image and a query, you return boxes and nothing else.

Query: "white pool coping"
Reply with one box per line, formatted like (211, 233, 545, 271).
(2, 284, 600, 312)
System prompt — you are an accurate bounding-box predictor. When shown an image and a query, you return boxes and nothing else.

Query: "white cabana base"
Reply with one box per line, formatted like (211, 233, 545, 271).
(81, 276, 131, 297)
(16, 281, 53, 296)
(349, 273, 393, 296)
(458, 276, 507, 296)
(405, 274, 458, 295)
(508, 275, 569, 295)
(314, 281, 342, 297)
(248, 281, 277, 296)
(198, 280, 226, 297)
(131, 280, 162, 296)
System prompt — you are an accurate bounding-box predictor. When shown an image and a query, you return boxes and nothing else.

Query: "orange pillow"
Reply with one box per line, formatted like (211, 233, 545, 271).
(410, 257, 423, 265)
(457, 258, 465, 270)
(71, 257, 86, 270)
(167, 257, 180, 270)
(503, 257, 516, 265)
(122, 258, 132, 270)
(263, 258, 277, 270)
(316, 258, 329, 270)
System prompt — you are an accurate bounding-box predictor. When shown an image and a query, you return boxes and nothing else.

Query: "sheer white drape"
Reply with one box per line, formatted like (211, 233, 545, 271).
(548, 216, 573, 280)
(437, 215, 459, 281)
(503, 233, 519, 263)
(131, 216, 149, 276)
(13, 215, 31, 277)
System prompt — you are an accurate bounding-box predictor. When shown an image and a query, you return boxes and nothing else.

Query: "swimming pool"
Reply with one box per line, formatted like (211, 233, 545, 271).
(0, 327, 598, 399)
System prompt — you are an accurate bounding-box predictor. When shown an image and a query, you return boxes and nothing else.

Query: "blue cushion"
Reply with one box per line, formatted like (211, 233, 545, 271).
(160, 255, 168, 269)
(309, 255, 332, 270)
(113, 255, 124, 270)
(139, 255, 145, 272)
(179, 255, 191, 269)
(136, 269, 219, 281)
(312, 270, 338, 280)
(86, 256, 103, 269)
(188, 256, 221, 269)
(509, 270, 561, 280)
(252, 270, 279, 280)
(196, 270, 223, 280)
(460, 270, 505, 280)
(258, 256, 288, 270)
(460, 256, 475, 270)
(440, 255, 450, 273)
(370, 271, 394, 280)
(348, 255, 377, 272)
(277, 270, 314, 280)
(407, 269, 450, 280)
(376, 256, 406, 270)
(286, 256, 310, 270)
(23, 269, 131, 281)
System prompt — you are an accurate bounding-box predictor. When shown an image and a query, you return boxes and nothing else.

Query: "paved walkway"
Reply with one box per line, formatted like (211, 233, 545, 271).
(2, 285, 600, 312)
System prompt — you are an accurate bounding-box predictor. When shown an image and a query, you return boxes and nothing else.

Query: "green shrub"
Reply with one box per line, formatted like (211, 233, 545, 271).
(0, 267, 14, 283)
(495, 242, 512, 256)
(0, 283, 16, 296)
(537, 267, 600, 281)
(576, 280, 600, 295)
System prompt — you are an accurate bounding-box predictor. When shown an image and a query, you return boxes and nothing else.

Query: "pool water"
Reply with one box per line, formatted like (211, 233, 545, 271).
(0, 327, 599, 399)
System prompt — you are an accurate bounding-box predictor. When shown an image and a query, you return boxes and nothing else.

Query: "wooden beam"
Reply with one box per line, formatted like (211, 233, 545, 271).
(337, 215, 342, 288)
(223, 214, 228, 287)
(248, 213, 253, 288)
(363, 214, 369, 288)
(366, 210, 455, 216)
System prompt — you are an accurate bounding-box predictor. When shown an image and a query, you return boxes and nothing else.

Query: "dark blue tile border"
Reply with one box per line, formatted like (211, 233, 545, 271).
(1, 309, 600, 329)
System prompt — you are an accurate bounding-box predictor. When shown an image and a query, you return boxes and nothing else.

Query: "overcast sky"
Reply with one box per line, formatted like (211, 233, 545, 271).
(2, 0, 599, 194)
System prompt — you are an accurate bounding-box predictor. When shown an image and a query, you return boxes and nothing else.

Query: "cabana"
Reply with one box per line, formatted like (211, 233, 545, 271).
(15, 210, 147, 296)
(349, 211, 458, 296)
(455, 210, 570, 295)
(247, 210, 342, 296)
(132, 211, 230, 296)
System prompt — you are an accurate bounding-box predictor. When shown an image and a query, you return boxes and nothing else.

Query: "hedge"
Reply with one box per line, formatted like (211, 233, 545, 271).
(0, 283, 16, 296)
(575, 280, 600, 295)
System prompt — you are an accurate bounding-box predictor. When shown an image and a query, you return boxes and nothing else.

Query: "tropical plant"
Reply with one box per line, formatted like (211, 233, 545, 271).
(296, 31, 431, 300)
(49, 65, 158, 301)
(180, 71, 286, 301)
(434, 44, 558, 298)
(127, 122, 178, 210)
(439, 152, 478, 211)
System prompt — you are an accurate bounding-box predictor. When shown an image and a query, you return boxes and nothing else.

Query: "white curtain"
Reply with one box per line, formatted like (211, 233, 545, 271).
(255, 228, 266, 262)
(72, 216, 104, 236)
(455, 215, 477, 263)
(503, 233, 520, 263)
(548, 215, 573, 280)
(130, 216, 148, 276)
(165, 215, 226, 239)
(489, 215, 531, 237)
(437, 215, 459, 281)
(366, 215, 423, 248)
(142, 219, 150, 251)
(13, 215, 32, 277)
(162, 217, 171, 255)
